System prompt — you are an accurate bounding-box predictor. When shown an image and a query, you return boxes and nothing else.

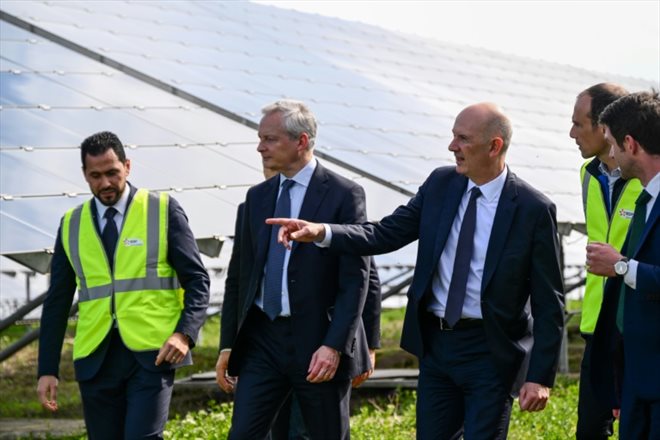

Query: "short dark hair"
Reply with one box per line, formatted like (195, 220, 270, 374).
(80, 131, 127, 168)
(579, 83, 629, 127)
(599, 90, 660, 156)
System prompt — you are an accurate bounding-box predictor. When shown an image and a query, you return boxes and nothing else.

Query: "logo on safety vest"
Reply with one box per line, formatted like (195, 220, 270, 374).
(618, 209, 634, 219)
(123, 238, 144, 247)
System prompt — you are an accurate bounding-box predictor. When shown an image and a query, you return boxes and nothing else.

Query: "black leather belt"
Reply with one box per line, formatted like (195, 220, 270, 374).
(253, 305, 291, 322)
(427, 313, 483, 331)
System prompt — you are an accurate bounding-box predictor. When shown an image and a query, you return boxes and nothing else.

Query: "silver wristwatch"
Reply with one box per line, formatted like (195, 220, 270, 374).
(614, 257, 629, 276)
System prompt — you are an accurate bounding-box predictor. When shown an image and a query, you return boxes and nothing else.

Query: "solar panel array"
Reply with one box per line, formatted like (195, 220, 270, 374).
(1, 1, 657, 316)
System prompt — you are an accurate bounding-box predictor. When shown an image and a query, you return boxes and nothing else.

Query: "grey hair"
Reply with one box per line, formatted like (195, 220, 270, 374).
(484, 104, 513, 152)
(483, 111, 513, 152)
(262, 99, 317, 149)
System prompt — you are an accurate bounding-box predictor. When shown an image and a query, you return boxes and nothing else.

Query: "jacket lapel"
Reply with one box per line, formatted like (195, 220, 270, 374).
(481, 171, 518, 292)
(294, 163, 329, 253)
(254, 176, 280, 268)
(430, 175, 468, 271)
(632, 196, 660, 257)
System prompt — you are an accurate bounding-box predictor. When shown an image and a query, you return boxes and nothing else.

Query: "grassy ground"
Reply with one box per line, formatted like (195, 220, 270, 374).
(162, 378, 619, 440)
(0, 323, 82, 418)
(1, 306, 599, 439)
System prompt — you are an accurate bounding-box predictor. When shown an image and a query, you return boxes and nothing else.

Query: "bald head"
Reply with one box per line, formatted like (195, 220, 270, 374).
(449, 102, 511, 185)
(458, 103, 513, 153)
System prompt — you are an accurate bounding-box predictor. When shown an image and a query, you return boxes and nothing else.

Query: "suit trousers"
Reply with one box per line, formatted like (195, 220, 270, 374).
(417, 316, 512, 440)
(576, 334, 615, 439)
(269, 393, 311, 440)
(77, 329, 175, 440)
(620, 366, 660, 439)
(229, 307, 351, 440)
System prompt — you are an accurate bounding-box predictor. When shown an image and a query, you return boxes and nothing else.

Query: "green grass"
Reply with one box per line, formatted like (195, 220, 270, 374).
(0, 324, 82, 418)
(162, 378, 618, 439)
(376, 307, 418, 369)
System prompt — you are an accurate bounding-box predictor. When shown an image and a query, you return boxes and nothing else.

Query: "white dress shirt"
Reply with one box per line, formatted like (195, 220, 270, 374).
(598, 160, 622, 208)
(427, 168, 508, 319)
(256, 158, 318, 317)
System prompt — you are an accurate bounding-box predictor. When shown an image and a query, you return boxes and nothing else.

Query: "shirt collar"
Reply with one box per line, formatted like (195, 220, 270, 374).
(279, 157, 317, 189)
(644, 172, 660, 199)
(598, 160, 621, 179)
(467, 167, 508, 202)
(95, 183, 130, 220)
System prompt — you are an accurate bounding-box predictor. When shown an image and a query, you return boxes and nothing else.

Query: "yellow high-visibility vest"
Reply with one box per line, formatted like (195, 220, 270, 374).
(580, 161, 642, 333)
(62, 189, 183, 360)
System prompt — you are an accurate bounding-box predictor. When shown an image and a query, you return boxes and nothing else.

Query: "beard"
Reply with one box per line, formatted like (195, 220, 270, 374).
(95, 185, 123, 206)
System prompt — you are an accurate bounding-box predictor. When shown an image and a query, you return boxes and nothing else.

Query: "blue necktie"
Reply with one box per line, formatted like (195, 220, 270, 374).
(102, 207, 119, 270)
(263, 180, 294, 320)
(597, 174, 611, 216)
(445, 187, 482, 327)
(616, 189, 651, 332)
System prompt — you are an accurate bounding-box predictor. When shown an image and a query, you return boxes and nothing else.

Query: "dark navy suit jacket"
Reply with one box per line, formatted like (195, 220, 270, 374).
(591, 193, 660, 407)
(221, 162, 371, 380)
(38, 184, 210, 381)
(328, 167, 565, 391)
(221, 203, 381, 373)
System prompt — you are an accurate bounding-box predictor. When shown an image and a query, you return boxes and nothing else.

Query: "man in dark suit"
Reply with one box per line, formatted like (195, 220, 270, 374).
(216, 100, 372, 439)
(268, 102, 565, 439)
(587, 91, 660, 439)
(36, 131, 210, 439)
(216, 170, 381, 439)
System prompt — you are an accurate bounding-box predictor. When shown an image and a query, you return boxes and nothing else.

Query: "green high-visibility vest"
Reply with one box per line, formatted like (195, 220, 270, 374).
(62, 189, 183, 360)
(580, 161, 642, 333)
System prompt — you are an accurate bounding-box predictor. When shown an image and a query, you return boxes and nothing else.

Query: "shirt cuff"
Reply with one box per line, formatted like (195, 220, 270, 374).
(220, 348, 232, 354)
(624, 259, 638, 289)
(314, 223, 333, 248)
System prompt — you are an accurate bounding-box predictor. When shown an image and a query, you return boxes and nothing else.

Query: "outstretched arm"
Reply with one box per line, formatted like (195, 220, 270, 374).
(266, 218, 326, 249)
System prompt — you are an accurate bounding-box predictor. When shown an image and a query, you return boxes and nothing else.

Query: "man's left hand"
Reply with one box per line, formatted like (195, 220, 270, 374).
(307, 345, 340, 383)
(155, 332, 190, 366)
(586, 242, 622, 277)
(518, 382, 550, 412)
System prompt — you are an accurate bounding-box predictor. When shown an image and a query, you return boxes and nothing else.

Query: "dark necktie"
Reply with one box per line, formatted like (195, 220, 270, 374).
(263, 179, 294, 320)
(596, 174, 611, 216)
(445, 187, 482, 327)
(616, 189, 652, 332)
(102, 207, 119, 269)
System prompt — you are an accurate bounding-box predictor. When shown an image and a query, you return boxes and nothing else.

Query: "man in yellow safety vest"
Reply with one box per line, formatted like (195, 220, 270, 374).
(569, 83, 639, 439)
(36, 131, 210, 439)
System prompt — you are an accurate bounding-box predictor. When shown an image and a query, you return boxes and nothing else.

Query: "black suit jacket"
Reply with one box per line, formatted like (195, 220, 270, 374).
(329, 167, 564, 390)
(221, 162, 371, 380)
(591, 195, 660, 408)
(38, 184, 210, 381)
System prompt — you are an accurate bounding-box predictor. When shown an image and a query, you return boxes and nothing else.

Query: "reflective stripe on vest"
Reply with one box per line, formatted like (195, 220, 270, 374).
(580, 162, 642, 333)
(62, 189, 182, 359)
